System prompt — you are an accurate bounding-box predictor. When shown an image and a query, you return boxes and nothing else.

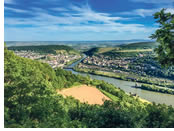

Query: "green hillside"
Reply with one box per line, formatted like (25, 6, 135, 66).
(8, 45, 80, 55)
(84, 47, 99, 56)
(4, 47, 174, 128)
(121, 42, 159, 49)
(84, 42, 158, 56)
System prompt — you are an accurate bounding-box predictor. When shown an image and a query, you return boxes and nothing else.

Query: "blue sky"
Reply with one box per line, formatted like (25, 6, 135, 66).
(4, 0, 174, 41)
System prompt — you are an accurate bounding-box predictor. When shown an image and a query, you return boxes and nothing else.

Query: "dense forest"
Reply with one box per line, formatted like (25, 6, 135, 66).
(8, 45, 79, 55)
(4, 47, 174, 128)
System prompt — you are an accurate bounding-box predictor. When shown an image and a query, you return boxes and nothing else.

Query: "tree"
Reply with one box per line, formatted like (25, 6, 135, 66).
(150, 9, 174, 67)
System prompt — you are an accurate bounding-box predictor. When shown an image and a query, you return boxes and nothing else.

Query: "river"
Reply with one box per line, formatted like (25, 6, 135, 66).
(65, 55, 174, 106)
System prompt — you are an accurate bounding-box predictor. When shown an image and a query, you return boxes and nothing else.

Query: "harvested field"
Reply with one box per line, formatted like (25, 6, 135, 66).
(57, 85, 110, 105)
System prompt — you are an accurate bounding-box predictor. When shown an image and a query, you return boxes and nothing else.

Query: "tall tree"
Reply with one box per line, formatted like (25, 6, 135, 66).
(150, 9, 174, 67)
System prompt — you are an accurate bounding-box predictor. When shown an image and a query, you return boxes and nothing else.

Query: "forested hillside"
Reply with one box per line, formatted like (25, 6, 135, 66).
(84, 47, 99, 56)
(4, 47, 174, 128)
(8, 45, 80, 55)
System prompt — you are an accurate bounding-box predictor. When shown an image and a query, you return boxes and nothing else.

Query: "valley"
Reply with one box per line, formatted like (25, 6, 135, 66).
(4, 41, 174, 128)
(7, 42, 174, 106)
(74, 42, 174, 95)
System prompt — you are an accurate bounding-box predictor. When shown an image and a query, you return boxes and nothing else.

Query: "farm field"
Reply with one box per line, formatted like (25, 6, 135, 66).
(58, 85, 110, 105)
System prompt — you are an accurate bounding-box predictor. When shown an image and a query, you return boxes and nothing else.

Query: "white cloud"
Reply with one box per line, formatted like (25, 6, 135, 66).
(50, 7, 69, 12)
(60, 24, 153, 33)
(5, 5, 130, 26)
(70, 5, 126, 24)
(165, 8, 174, 14)
(4, 4, 156, 40)
(121, 7, 174, 17)
(4, 6, 29, 13)
(120, 8, 161, 17)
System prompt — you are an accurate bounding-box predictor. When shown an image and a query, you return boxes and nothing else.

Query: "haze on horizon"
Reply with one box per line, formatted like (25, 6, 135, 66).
(4, 0, 174, 41)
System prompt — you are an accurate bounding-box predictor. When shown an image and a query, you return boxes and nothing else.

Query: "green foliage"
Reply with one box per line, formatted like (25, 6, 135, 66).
(4, 48, 69, 127)
(54, 68, 91, 88)
(150, 9, 174, 67)
(4, 47, 174, 128)
(145, 103, 174, 127)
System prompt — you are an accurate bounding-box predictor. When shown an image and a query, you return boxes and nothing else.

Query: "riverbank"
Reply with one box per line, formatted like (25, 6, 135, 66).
(64, 55, 83, 67)
(65, 55, 174, 106)
(133, 84, 174, 95)
(74, 67, 174, 91)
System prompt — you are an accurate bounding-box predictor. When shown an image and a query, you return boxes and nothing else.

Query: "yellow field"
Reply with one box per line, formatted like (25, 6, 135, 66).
(116, 49, 153, 52)
(55, 50, 67, 54)
(98, 47, 115, 54)
(57, 85, 110, 105)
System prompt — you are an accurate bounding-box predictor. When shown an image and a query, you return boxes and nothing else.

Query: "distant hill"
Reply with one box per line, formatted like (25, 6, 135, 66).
(8, 45, 80, 55)
(120, 42, 159, 49)
(84, 42, 159, 56)
(5, 40, 154, 46)
(84, 47, 120, 56)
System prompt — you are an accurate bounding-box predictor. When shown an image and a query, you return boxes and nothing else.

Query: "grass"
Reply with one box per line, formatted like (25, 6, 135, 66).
(100, 89, 151, 105)
(96, 70, 124, 78)
(137, 97, 151, 104)
(99, 89, 119, 102)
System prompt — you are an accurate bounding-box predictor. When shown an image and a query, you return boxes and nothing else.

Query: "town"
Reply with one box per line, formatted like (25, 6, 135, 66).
(14, 50, 81, 68)
(76, 50, 174, 85)
(80, 53, 158, 76)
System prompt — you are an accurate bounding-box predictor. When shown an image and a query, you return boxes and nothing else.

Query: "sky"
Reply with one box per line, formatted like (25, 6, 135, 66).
(4, 0, 174, 41)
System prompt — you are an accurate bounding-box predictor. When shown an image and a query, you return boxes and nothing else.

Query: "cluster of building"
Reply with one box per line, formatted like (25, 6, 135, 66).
(82, 55, 131, 70)
(15, 50, 44, 60)
(80, 53, 160, 77)
(42, 54, 81, 68)
(14, 50, 81, 68)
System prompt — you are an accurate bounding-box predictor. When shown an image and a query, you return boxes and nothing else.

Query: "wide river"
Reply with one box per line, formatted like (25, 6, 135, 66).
(66, 55, 174, 106)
